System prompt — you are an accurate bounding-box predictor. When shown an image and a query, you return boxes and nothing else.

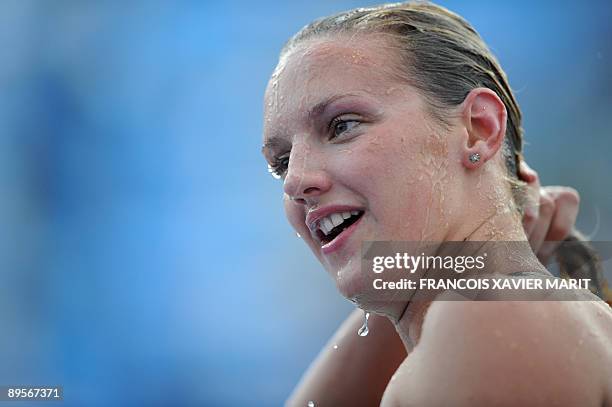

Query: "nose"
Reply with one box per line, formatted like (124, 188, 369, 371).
(283, 141, 332, 204)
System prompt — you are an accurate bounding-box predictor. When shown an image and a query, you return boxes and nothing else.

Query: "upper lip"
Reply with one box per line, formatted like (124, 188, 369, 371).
(305, 205, 364, 234)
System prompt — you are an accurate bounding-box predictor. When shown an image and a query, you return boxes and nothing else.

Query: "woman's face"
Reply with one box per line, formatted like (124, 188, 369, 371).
(262, 36, 466, 300)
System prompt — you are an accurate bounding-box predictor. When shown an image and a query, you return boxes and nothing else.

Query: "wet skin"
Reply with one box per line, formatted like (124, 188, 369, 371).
(263, 34, 523, 311)
(263, 35, 612, 406)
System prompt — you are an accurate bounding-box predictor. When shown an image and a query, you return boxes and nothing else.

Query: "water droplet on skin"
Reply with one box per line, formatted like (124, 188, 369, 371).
(333, 344, 338, 350)
(475, 168, 484, 189)
(357, 311, 370, 337)
(307, 401, 315, 407)
(385, 86, 399, 95)
(296, 232, 301, 238)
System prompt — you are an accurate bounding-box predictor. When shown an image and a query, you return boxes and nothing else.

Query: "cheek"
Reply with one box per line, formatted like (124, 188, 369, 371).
(283, 195, 308, 234)
(283, 196, 326, 262)
(332, 126, 448, 239)
(336, 127, 422, 197)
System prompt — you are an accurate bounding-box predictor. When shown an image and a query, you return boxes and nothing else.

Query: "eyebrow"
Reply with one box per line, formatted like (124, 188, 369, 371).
(308, 93, 360, 122)
(262, 92, 362, 154)
(261, 137, 284, 155)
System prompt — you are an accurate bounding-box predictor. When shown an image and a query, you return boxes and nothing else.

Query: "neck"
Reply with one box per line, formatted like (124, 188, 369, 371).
(391, 205, 549, 352)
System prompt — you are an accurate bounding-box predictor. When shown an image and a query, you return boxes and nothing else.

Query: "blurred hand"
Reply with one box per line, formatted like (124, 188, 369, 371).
(519, 161, 580, 265)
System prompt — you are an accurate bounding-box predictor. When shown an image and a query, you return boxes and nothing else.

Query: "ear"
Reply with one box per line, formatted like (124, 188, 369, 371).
(459, 88, 507, 169)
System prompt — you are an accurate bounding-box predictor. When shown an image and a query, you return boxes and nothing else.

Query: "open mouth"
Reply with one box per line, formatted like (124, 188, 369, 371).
(316, 210, 364, 245)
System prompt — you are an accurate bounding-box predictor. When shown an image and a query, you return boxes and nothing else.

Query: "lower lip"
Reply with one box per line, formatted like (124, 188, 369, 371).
(320, 214, 364, 255)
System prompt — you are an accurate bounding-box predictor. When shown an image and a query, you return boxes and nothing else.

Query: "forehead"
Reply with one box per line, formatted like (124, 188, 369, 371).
(263, 35, 403, 141)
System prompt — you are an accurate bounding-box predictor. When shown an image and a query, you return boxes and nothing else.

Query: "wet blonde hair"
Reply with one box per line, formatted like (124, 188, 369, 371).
(280, 1, 610, 301)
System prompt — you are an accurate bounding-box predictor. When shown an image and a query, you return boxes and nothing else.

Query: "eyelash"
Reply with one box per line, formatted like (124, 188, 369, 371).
(268, 156, 289, 180)
(267, 117, 361, 179)
(329, 117, 360, 140)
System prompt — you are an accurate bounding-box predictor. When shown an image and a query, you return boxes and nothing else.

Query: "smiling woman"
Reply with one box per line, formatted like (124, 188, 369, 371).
(261, 2, 612, 406)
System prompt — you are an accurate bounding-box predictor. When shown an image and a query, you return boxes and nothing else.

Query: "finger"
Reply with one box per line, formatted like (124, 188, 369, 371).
(536, 187, 580, 263)
(531, 187, 580, 264)
(543, 187, 579, 241)
(518, 161, 538, 184)
(520, 163, 541, 237)
(522, 199, 538, 237)
(537, 241, 558, 265)
(527, 189, 555, 255)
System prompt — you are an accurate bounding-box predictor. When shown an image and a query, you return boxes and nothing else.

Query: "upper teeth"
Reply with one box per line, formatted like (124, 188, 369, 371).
(319, 211, 359, 235)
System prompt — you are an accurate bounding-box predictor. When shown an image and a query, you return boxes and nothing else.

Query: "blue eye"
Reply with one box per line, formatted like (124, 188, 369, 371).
(331, 118, 360, 139)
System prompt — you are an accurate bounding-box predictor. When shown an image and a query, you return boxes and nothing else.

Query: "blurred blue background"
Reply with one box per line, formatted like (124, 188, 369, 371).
(0, 0, 610, 406)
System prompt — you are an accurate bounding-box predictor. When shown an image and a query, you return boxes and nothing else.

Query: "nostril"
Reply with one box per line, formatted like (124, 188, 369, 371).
(303, 186, 318, 195)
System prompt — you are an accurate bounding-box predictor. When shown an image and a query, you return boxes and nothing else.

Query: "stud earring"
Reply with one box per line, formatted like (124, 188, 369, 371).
(469, 152, 481, 163)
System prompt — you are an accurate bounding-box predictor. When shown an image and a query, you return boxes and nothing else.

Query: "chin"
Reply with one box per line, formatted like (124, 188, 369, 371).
(328, 254, 416, 322)
(334, 264, 366, 301)
(331, 261, 406, 317)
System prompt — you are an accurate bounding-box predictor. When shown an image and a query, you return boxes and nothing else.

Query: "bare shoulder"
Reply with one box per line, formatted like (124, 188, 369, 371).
(382, 300, 612, 407)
